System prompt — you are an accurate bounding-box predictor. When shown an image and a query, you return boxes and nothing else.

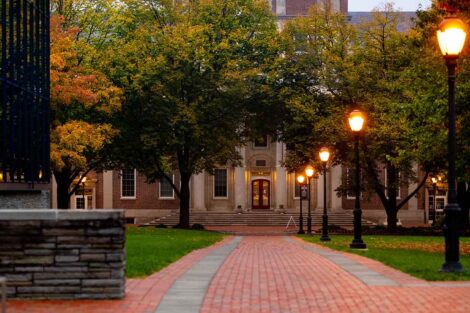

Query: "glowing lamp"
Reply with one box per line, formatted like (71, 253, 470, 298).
(437, 17, 467, 58)
(319, 147, 330, 163)
(348, 110, 365, 132)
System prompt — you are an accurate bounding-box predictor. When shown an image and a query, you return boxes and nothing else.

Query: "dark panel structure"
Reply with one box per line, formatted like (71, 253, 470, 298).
(0, 0, 50, 186)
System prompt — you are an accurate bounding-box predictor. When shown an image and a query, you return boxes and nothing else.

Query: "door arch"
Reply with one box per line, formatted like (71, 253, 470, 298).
(252, 179, 270, 209)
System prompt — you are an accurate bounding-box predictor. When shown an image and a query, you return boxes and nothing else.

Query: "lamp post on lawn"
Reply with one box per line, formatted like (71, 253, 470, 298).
(436, 15, 467, 272)
(305, 165, 315, 236)
(82, 176, 87, 209)
(297, 174, 306, 235)
(319, 147, 331, 242)
(348, 110, 367, 249)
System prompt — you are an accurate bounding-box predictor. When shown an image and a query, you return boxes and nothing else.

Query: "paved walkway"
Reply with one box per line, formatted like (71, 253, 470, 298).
(7, 236, 470, 313)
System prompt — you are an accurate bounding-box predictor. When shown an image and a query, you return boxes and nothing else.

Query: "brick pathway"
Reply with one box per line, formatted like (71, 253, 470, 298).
(202, 236, 470, 313)
(7, 236, 470, 313)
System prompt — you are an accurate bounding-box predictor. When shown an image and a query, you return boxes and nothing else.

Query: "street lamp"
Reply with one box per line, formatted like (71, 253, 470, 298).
(297, 174, 306, 235)
(319, 147, 331, 242)
(437, 16, 466, 272)
(82, 176, 87, 209)
(348, 110, 367, 249)
(305, 165, 315, 236)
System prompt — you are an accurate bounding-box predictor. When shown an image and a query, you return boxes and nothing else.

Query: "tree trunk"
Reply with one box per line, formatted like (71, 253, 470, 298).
(385, 165, 398, 231)
(386, 207, 398, 232)
(178, 173, 191, 229)
(55, 174, 71, 209)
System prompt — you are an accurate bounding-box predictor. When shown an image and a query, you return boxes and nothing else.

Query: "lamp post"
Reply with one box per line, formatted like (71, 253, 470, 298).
(319, 147, 331, 241)
(82, 176, 87, 209)
(348, 110, 367, 249)
(437, 16, 466, 272)
(297, 174, 306, 235)
(305, 165, 315, 236)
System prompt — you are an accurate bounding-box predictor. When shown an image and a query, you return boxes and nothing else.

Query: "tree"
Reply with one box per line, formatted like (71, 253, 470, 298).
(279, 3, 441, 230)
(109, 0, 280, 228)
(50, 15, 122, 208)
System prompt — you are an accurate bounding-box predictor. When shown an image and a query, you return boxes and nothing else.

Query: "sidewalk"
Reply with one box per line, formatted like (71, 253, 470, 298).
(7, 236, 470, 313)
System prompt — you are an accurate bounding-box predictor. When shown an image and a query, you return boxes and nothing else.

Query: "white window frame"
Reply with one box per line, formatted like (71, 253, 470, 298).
(384, 169, 401, 199)
(346, 168, 362, 200)
(159, 175, 175, 200)
(120, 169, 137, 199)
(213, 168, 229, 199)
(75, 195, 88, 209)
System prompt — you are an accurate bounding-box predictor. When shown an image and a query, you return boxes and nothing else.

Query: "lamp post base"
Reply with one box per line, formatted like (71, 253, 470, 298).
(440, 261, 463, 273)
(350, 241, 367, 249)
(320, 235, 331, 242)
(298, 230, 305, 235)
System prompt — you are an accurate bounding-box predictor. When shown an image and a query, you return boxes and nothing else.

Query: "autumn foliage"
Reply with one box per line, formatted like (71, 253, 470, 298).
(50, 15, 122, 208)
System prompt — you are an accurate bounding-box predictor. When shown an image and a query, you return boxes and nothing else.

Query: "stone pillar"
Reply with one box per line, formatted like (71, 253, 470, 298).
(192, 173, 206, 211)
(102, 171, 113, 209)
(317, 173, 324, 211)
(52, 174, 58, 209)
(330, 166, 343, 211)
(275, 142, 287, 211)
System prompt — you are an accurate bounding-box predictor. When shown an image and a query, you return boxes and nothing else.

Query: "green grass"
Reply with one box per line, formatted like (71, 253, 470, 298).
(126, 227, 224, 278)
(300, 235, 470, 281)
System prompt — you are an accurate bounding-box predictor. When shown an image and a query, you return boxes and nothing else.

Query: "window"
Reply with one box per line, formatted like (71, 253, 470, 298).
(214, 169, 228, 198)
(255, 160, 267, 167)
(384, 169, 401, 199)
(76, 196, 86, 209)
(294, 174, 301, 199)
(159, 175, 175, 199)
(254, 135, 268, 148)
(121, 169, 136, 198)
(276, 0, 286, 15)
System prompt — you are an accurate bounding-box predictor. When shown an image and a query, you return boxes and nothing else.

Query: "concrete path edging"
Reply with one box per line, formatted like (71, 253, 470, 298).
(155, 236, 242, 313)
(285, 236, 399, 286)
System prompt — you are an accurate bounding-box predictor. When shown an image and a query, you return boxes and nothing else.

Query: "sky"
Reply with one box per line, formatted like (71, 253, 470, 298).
(349, 0, 432, 12)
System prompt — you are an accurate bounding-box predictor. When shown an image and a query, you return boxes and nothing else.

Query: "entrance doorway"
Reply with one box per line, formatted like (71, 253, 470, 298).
(252, 179, 270, 209)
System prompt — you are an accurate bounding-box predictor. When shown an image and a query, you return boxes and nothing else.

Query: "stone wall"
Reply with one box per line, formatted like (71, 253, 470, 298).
(0, 209, 125, 299)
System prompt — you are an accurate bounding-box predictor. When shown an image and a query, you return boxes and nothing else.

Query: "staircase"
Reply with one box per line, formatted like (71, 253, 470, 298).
(144, 210, 376, 227)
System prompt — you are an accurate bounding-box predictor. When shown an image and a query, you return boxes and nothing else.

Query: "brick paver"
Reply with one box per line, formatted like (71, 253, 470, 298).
(6, 235, 470, 313)
(201, 236, 470, 313)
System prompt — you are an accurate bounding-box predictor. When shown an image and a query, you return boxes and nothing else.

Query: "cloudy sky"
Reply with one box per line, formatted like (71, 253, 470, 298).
(349, 0, 432, 12)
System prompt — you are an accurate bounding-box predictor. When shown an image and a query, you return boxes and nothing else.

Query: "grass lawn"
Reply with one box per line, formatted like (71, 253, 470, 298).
(301, 235, 470, 281)
(126, 227, 224, 278)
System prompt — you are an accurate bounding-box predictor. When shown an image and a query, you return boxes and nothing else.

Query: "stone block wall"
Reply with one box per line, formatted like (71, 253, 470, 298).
(0, 190, 50, 209)
(0, 209, 125, 299)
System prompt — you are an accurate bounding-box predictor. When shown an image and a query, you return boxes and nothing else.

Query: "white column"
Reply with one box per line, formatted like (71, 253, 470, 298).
(102, 171, 113, 209)
(192, 173, 206, 211)
(275, 142, 287, 210)
(234, 147, 247, 210)
(408, 164, 419, 211)
(330, 165, 343, 211)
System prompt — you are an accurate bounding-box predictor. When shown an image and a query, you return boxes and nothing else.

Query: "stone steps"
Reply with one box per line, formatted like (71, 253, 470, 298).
(145, 211, 376, 227)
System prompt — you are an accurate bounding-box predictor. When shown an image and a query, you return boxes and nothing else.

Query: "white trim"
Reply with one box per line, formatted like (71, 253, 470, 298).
(120, 169, 137, 199)
(159, 175, 175, 200)
(213, 168, 229, 199)
(384, 168, 401, 199)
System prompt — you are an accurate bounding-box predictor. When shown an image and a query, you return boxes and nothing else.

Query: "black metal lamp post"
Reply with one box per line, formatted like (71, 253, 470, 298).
(305, 165, 315, 236)
(297, 174, 306, 235)
(319, 147, 331, 241)
(82, 176, 87, 209)
(348, 110, 367, 249)
(436, 16, 467, 272)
